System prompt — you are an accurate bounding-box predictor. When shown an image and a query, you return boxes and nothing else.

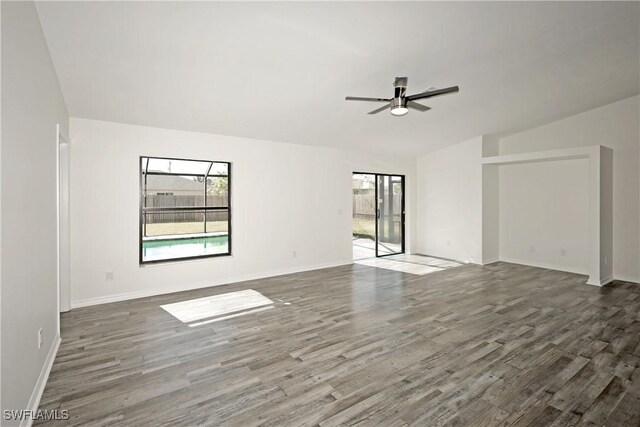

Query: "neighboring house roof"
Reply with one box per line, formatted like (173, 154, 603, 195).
(145, 174, 203, 192)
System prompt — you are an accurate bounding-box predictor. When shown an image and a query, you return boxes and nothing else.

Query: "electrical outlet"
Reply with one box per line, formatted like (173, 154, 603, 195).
(561, 249, 567, 256)
(292, 250, 297, 258)
(338, 208, 343, 215)
(106, 271, 114, 281)
(447, 240, 451, 247)
(38, 328, 43, 349)
(529, 245, 535, 253)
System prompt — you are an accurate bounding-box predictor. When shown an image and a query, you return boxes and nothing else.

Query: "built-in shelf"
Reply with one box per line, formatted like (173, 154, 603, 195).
(482, 146, 597, 165)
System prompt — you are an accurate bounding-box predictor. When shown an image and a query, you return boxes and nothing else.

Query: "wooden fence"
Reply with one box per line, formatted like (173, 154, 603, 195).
(352, 194, 402, 219)
(145, 194, 400, 223)
(144, 195, 228, 223)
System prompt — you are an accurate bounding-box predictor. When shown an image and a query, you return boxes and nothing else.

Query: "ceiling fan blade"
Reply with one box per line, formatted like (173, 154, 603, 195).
(345, 96, 390, 103)
(407, 101, 431, 112)
(368, 103, 390, 115)
(407, 86, 459, 101)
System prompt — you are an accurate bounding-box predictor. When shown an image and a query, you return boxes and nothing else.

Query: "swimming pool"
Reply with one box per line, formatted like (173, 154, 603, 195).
(142, 235, 229, 262)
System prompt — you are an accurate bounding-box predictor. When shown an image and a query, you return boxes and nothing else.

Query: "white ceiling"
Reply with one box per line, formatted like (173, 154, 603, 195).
(36, 1, 639, 157)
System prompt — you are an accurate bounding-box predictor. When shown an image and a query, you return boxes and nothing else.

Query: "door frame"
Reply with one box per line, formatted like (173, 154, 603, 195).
(353, 172, 406, 258)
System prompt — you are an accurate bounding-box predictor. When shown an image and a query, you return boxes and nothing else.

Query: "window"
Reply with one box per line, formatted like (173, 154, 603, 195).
(140, 156, 231, 263)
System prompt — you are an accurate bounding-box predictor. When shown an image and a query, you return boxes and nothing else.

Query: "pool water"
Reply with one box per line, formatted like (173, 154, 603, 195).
(142, 235, 229, 262)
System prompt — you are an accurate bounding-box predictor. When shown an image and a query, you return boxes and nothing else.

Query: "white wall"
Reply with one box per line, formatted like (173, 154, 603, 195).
(499, 159, 590, 274)
(499, 96, 640, 282)
(416, 136, 483, 264)
(1, 1, 68, 421)
(69, 118, 416, 306)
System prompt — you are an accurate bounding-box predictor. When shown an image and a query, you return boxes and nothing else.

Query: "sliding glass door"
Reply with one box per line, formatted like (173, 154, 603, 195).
(352, 173, 405, 259)
(376, 174, 404, 256)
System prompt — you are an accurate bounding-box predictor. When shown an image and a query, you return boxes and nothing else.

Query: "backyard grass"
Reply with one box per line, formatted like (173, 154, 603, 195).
(352, 217, 375, 238)
(352, 217, 402, 240)
(144, 221, 228, 236)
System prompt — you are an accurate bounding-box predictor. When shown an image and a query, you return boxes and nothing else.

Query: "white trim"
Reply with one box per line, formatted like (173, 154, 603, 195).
(21, 335, 61, 427)
(57, 130, 71, 313)
(481, 257, 500, 265)
(414, 252, 478, 266)
(586, 275, 613, 287)
(613, 275, 640, 284)
(55, 125, 60, 335)
(586, 277, 605, 287)
(71, 260, 352, 308)
(499, 257, 589, 276)
(483, 258, 636, 286)
(601, 275, 614, 286)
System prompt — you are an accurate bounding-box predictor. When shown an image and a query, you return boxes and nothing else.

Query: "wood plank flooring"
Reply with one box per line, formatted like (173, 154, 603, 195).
(37, 262, 640, 426)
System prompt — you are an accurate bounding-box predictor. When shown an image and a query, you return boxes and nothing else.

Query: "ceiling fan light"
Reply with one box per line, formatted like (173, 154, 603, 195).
(390, 96, 408, 116)
(391, 106, 408, 116)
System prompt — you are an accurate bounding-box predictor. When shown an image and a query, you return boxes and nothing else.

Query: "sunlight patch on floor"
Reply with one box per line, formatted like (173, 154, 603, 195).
(161, 289, 275, 325)
(189, 306, 275, 327)
(355, 254, 463, 275)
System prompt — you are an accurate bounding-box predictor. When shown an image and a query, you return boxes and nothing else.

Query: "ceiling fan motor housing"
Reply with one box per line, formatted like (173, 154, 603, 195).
(391, 97, 407, 110)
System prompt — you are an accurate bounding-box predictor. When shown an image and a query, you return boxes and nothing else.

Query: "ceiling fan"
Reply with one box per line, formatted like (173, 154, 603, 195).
(345, 77, 459, 116)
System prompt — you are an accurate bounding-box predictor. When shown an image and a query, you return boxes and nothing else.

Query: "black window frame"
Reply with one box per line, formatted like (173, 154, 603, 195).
(139, 155, 232, 265)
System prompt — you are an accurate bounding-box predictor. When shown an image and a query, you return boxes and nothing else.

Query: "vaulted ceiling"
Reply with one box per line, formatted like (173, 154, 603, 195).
(36, 1, 639, 156)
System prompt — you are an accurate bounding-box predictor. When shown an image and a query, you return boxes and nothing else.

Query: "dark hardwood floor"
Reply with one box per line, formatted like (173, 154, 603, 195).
(37, 262, 640, 426)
